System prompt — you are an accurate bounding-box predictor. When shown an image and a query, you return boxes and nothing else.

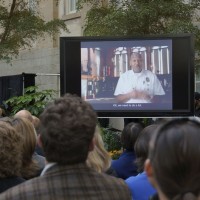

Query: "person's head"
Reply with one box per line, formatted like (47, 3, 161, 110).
(14, 110, 33, 123)
(121, 122, 144, 151)
(0, 116, 13, 124)
(86, 125, 111, 173)
(130, 52, 143, 73)
(0, 121, 23, 178)
(134, 124, 159, 173)
(32, 115, 40, 135)
(11, 117, 37, 166)
(145, 118, 200, 200)
(39, 93, 97, 165)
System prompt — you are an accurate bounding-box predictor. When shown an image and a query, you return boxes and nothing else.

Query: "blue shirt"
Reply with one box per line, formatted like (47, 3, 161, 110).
(111, 150, 138, 179)
(125, 172, 156, 200)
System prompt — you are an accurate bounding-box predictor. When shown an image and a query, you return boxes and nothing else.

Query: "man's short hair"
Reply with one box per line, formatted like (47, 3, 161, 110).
(39, 93, 97, 164)
(130, 52, 142, 59)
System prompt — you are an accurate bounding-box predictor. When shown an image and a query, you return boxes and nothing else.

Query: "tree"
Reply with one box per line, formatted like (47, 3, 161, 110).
(0, 0, 68, 63)
(77, 0, 200, 70)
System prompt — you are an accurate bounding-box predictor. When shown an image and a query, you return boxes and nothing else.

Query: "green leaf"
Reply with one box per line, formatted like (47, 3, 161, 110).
(0, 0, 68, 62)
(5, 85, 55, 117)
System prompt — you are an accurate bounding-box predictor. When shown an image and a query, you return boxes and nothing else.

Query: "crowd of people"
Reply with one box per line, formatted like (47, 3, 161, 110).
(0, 94, 200, 200)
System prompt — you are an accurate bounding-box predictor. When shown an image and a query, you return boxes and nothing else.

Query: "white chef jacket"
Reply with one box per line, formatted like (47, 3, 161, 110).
(114, 69, 165, 103)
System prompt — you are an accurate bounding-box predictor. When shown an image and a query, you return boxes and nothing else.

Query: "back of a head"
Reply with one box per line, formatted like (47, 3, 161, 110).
(148, 118, 200, 200)
(134, 124, 159, 173)
(11, 117, 37, 164)
(32, 115, 40, 134)
(121, 122, 144, 151)
(39, 93, 97, 165)
(86, 126, 111, 173)
(0, 121, 23, 178)
(14, 110, 33, 123)
(0, 117, 13, 124)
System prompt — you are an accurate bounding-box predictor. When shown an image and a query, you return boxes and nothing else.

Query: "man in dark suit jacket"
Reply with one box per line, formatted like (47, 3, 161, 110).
(0, 94, 131, 200)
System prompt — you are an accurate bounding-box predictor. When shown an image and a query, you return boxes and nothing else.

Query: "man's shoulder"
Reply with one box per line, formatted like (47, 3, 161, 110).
(120, 70, 133, 78)
(0, 166, 131, 200)
(85, 167, 129, 188)
(126, 172, 146, 183)
(91, 172, 131, 198)
(0, 176, 43, 200)
(95, 170, 123, 183)
(143, 70, 155, 76)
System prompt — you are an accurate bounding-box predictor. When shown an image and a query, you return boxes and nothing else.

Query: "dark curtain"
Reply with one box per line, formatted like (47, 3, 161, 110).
(0, 73, 36, 105)
(22, 73, 36, 89)
(98, 118, 109, 128)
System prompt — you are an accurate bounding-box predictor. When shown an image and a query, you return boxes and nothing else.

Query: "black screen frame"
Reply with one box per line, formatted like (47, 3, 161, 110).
(60, 34, 194, 117)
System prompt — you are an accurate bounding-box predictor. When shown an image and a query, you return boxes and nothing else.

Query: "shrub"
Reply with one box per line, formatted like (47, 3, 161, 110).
(100, 127, 122, 159)
(5, 86, 56, 117)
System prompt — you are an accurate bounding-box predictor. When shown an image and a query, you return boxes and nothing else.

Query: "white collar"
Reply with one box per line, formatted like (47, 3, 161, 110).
(40, 162, 56, 176)
(132, 69, 144, 76)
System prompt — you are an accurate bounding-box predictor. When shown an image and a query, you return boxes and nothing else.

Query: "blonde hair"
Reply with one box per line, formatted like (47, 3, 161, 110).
(11, 117, 39, 179)
(32, 115, 40, 134)
(86, 126, 111, 173)
(14, 110, 33, 123)
(0, 121, 23, 178)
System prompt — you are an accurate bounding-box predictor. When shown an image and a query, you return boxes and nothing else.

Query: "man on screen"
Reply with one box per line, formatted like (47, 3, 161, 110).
(114, 52, 165, 103)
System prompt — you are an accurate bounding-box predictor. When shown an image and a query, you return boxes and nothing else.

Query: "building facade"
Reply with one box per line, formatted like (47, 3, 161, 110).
(0, 0, 87, 94)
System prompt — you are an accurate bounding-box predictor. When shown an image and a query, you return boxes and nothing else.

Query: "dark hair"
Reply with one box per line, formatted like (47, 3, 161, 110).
(148, 118, 200, 200)
(195, 92, 200, 100)
(121, 122, 144, 151)
(39, 93, 97, 164)
(134, 124, 159, 173)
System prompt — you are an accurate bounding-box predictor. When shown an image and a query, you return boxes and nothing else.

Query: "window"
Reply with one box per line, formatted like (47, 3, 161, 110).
(63, 0, 80, 20)
(28, 0, 37, 13)
(64, 0, 78, 15)
(68, 0, 77, 13)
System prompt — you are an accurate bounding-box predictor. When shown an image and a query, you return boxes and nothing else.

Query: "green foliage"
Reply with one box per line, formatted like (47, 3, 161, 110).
(0, 0, 68, 63)
(5, 86, 56, 117)
(100, 127, 122, 159)
(100, 127, 122, 152)
(77, 0, 200, 71)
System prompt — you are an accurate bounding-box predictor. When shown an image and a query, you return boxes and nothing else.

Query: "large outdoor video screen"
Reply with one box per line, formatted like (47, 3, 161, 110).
(80, 39, 172, 111)
(60, 34, 194, 117)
